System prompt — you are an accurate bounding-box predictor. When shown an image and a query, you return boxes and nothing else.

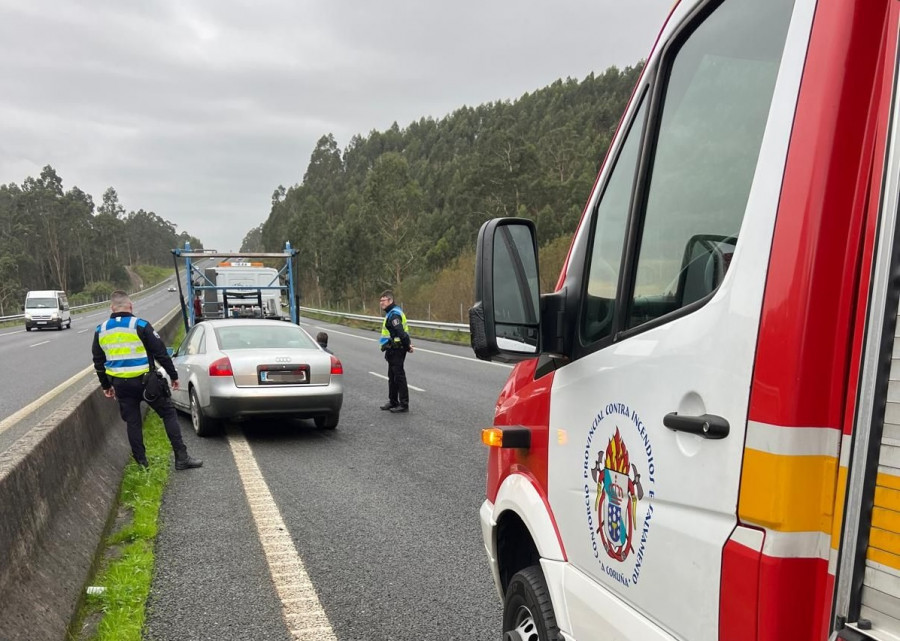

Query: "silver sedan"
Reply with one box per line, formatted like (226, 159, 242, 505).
(170, 319, 343, 436)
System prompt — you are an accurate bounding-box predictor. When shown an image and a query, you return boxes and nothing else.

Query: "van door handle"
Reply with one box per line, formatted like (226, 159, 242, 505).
(663, 413, 729, 439)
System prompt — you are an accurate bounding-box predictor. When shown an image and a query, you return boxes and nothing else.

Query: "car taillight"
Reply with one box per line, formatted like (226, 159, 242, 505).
(209, 357, 233, 377)
(330, 355, 343, 375)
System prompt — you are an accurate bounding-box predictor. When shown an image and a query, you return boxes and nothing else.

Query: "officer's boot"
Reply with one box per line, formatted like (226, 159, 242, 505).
(174, 449, 203, 470)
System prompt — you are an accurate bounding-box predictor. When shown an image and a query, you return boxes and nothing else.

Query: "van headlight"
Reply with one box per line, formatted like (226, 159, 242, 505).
(50, 311, 59, 319)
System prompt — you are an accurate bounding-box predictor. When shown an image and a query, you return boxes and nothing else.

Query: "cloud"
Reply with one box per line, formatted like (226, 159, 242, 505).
(0, 0, 671, 251)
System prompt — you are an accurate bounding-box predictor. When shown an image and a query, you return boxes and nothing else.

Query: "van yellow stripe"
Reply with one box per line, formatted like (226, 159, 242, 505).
(875, 486, 900, 512)
(870, 527, 900, 556)
(878, 472, 900, 491)
(831, 465, 849, 551)
(868, 547, 900, 573)
(739, 448, 838, 533)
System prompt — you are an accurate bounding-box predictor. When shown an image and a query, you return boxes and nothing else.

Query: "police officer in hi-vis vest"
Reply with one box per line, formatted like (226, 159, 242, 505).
(379, 290, 413, 413)
(92, 290, 202, 470)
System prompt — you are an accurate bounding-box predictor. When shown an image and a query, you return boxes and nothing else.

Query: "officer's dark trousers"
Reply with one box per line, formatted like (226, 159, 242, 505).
(385, 349, 409, 407)
(111, 377, 187, 462)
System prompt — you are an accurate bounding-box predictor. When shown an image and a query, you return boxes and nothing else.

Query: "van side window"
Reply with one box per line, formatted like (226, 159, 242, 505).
(580, 97, 647, 344)
(627, 0, 793, 330)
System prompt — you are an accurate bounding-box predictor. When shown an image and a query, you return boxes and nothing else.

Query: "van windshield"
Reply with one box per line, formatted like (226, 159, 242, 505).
(26, 298, 58, 309)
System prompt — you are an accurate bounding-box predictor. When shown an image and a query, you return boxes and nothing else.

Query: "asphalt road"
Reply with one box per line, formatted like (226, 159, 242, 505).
(0, 281, 187, 453)
(1, 289, 513, 639)
(140, 317, 513, 640)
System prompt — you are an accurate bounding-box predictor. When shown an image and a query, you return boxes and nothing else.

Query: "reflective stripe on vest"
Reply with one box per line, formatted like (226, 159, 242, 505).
(380, 307, 409, 347)
(98, 316, 149, 378)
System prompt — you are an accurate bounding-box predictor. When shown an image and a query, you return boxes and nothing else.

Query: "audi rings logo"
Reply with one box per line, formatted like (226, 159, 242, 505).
(275, 356, 291, 363)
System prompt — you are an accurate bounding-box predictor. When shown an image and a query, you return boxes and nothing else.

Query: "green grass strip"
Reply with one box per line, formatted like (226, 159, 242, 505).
(69, 413, 172, 641)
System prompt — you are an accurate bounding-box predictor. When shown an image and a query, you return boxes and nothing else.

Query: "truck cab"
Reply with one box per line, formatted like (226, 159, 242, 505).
(470, 1, 900, 640)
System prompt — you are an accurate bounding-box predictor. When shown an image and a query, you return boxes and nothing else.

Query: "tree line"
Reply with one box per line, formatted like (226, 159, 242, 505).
(248, 64, 642, 318)
(0, 166, 201, 315)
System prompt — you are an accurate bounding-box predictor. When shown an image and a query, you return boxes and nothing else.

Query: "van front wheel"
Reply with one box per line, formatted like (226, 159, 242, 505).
(502, 565, 560, 641)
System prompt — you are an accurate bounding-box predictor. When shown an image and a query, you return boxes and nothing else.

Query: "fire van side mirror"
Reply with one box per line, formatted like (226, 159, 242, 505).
(469, 218, 541, 362)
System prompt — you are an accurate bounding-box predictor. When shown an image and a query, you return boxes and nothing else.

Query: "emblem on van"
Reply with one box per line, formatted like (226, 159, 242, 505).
(592, 429, 643, 562)
(583, 403, 656, 589)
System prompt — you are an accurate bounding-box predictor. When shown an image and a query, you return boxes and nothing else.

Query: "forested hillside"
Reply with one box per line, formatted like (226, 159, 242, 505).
(0, 166, 202, 315)
(250, 64, 643, 320)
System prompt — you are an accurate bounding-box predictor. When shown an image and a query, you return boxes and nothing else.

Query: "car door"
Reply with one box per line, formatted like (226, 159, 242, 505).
(172, 324, 206, 409)
(545, 0, 811, 639)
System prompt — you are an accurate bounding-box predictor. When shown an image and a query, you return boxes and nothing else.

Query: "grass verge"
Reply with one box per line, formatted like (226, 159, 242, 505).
(69, 324, 185, 641)
(67, 414, 172, 641)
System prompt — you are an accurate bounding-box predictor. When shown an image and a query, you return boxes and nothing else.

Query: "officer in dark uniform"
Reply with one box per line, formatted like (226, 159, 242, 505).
(379, 290, 413, 413)
(92, 290, 202, 470)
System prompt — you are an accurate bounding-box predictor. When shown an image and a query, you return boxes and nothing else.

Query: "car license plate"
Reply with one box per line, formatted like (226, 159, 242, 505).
(258, 364, 309, 384)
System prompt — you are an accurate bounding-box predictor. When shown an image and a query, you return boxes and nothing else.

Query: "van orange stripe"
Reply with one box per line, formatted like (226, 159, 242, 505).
(739, 449, 838, 533)
(868, 547, 900, 572)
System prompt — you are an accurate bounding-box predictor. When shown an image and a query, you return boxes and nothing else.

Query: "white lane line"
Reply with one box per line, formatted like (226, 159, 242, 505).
(0, 305, 180, 435)
(303, 323, 512, 369)
(227, 432, 337, 641)
(368, 371, 425, 392)
(0, 366, 95, 435)
(78, 329, 91, 334)
(29, 341, 50, 347)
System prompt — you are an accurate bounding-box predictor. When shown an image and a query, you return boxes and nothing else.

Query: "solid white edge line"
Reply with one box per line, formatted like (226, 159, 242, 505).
(0, 365, 95, 435)
(0, 306, 179, 436)
(227, 432, 337, 641)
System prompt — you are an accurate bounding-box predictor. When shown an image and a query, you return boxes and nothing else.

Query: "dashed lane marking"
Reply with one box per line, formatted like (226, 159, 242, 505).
(368, 371, 425, 392)
(302, 322, 512, 369)
(0, 306, 179, 436)
(227, 432, 337, 641)
(29, 341, 50, 347)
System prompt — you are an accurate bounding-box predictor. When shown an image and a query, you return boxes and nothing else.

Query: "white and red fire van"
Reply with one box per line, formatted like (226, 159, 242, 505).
(469, 1, 900, 640)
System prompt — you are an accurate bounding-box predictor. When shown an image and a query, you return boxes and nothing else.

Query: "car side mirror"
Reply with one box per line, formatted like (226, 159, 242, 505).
(469, 218, 541, 362)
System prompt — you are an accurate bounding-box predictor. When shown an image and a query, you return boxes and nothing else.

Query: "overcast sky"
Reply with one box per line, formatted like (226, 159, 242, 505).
(0, 0, 672, 252)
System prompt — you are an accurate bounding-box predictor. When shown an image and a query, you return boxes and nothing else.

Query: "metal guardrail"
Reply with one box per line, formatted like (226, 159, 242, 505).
(298, 306, 470, 334)
(0, 278, 172, 324)
(0, 301, 101, 323)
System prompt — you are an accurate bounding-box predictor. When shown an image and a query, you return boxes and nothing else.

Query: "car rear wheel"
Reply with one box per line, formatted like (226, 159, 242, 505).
(314, 413, 339, 430)
(190, 388, 219, 437)
(502, 565, 560, 641)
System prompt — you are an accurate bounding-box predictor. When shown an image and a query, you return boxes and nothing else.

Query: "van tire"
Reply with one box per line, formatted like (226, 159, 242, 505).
(502, 565, 560, 641)
(314, 413, 339, 429)
(190, 388, 219, 437)
(66, 319, 71, 329)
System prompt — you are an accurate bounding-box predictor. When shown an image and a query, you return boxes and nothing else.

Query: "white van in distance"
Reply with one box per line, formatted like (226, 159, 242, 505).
(23, 290, 71, 331)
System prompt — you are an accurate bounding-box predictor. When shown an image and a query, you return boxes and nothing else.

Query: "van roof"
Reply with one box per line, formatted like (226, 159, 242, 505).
(26, 290, 66, 297)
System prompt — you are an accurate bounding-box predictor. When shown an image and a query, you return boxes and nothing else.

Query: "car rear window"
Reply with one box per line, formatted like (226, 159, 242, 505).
(214, 325, 317, 350)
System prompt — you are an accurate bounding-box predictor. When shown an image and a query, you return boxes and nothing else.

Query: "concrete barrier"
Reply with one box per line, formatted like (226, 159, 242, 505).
(0, 310, 181, 641)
